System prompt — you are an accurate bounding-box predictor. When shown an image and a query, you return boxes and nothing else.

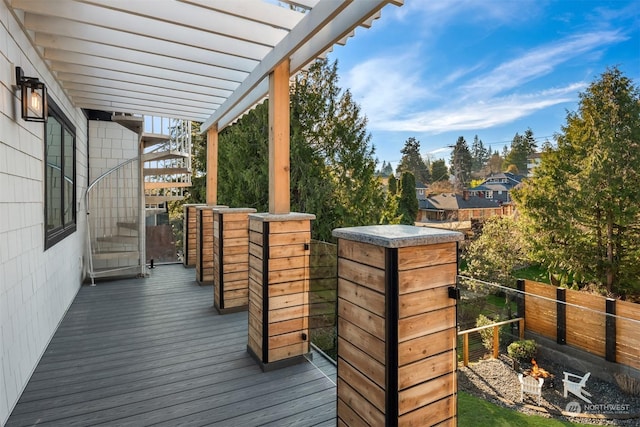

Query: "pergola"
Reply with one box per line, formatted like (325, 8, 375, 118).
(7, 0, 402, 212)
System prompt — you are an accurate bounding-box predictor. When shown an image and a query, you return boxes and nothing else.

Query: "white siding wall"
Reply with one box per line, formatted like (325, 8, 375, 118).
(89, 120, 139, 182)
(0, 4, 88, 425)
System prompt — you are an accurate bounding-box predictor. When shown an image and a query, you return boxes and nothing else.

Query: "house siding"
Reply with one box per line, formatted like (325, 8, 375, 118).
(1, 3, 88, 425)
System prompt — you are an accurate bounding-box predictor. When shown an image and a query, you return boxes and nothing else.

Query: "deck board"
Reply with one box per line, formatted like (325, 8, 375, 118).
(6, 264, 336, 426)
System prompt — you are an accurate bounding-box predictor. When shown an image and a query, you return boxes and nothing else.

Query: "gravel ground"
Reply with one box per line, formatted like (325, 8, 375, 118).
(458, 355, 640, 425)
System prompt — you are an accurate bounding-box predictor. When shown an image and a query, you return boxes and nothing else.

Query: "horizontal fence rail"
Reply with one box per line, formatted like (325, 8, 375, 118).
(458, 275, 640, 372)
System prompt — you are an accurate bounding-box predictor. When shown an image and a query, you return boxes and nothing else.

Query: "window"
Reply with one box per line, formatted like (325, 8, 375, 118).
(45, 98, 76, 248)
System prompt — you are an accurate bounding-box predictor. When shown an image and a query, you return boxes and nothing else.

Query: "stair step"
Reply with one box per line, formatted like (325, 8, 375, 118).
(117, 222, 138, 231)
(143, 167, 190, 176)
(145, 195, 186, 204)
(145, 208, 166, 217)
(96, 236, 139, 244)
(142, 150, 189, 162)
(90, 266, 142, 279)
(142, 132, 171, 148)
(144, 181, 192, 190)
(112, 114, 143, 134)
(92, 251, 140, 261)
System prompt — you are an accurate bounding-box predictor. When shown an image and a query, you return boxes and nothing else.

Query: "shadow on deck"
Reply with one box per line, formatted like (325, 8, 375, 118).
(7, 265, 336, 426)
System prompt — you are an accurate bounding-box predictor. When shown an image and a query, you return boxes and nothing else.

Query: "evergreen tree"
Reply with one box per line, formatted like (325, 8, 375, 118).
(291, 58, 385, 240)
(397, 137, 431, 184)
(189, 58, 385, 242)
(449, 136, 472, 189)
(503, 128, 537, 173)
(430, 159, 449, 182)
(397, 172, 419, 225)
(513, 67, 640, 297)
(470, 135, 490, 173)
(388, 174, 398, 194)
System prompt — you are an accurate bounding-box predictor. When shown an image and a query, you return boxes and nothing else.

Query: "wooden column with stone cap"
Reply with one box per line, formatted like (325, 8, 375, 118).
(183, 203, 206, 268)
(247, 212, 315, 371)
(212, 207, 257, 314)
(333, 225, 463, 427)
(195, 205, 227, 285)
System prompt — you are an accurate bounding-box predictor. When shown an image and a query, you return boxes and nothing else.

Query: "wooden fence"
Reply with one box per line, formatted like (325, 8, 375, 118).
(519, 279, 640, 371)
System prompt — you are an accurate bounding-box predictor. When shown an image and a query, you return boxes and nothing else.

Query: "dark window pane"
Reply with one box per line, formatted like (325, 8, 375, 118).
(46, 116, 63, 230)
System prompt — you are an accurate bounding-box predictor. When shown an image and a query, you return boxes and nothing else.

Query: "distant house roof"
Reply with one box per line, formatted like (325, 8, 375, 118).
(468, 172, 523, 192)
(420, 193, 501, 211)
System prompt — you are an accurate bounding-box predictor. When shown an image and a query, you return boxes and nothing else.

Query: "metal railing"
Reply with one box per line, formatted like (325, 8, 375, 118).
(85, 158, 143, 285)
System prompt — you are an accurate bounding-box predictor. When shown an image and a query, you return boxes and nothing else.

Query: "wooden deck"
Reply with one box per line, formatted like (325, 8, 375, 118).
(6, 265, 337, 427)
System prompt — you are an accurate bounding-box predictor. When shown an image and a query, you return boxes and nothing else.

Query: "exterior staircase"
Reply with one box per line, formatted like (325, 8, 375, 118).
(86, 115, 192, 284)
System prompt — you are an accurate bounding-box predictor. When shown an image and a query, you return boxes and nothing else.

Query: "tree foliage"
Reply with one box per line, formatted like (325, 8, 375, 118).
(397, 137, 430, 184)
(503, 128, 537, 174)
(450, 136, 473, 188)
(430, 159, 449, 182)
(471, 135, 490, 174)
(187, 58, 385, 242)
(464, 216, 529, 287)
(513, 67, 640, 297)
(397, 172, 419, 225)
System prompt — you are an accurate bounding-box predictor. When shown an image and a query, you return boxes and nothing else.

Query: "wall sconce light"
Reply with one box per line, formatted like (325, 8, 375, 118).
(15, 66, 48, 122)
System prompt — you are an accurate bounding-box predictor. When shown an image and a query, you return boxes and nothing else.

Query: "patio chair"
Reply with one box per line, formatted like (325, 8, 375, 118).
(518, 373, 544, 405)
(562, 371, 592, 403)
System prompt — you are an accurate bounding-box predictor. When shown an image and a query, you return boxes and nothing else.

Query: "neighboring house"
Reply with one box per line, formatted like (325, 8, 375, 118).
(415, 181, 428, 200)
(527, 152, 542, 177)
(417, 192, 505, 222)
(468, 172, 524, 203)
(0, 2, 398, 424)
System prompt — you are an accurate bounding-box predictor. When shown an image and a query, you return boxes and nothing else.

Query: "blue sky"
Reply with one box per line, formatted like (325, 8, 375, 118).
(327, 0, 640, 168)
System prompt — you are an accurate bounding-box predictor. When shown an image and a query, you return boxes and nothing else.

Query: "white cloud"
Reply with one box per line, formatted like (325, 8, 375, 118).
(373, 83, 585, 133)
(345, 29, 624, 135)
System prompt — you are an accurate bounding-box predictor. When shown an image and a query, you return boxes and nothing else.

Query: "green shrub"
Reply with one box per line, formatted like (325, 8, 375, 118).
(475, 314, 497, 352)
(507, 339, 537, 361)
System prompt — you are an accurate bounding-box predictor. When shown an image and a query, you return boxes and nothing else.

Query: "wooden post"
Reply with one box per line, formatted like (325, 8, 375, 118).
(246, 212, 315, 371)
(519, 318, 525, 340)
(334, 225, 463, 427)
(605, 298, 616, 362)
(268, 59, 290, 215)
(516, 279, 525, 318)
(213, 207, 256, 314)
(556, 288, 566, 345)
(183, 203, 205, 267)
(206, 126, 218, 205)
(463, 333, 469, 367)
(196, 205, 227, 285)
(493, 326, 500, 359)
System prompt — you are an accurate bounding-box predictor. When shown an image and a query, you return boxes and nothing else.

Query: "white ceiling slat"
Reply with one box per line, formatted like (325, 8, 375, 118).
(28, 18, 259, 72)
(60, 77, 226, 105)
(71, 94, 211, 116)
(45, 50, 242, 91)
(65, 85, 221, 110)
(8, 0, 402, 126)
(54, 67, 232, 98)
(18, 1, 270, 60)
(178, 0, 304, 30)
(79, 101, 210, 122)
(79, 0, 287, 47)
(201, 0, 350, 132)
(37, 36, 250, 83)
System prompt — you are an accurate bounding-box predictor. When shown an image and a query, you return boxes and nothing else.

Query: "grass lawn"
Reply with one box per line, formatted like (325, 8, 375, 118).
(514, 264, 551, 284)
(458, 391, 598, 426)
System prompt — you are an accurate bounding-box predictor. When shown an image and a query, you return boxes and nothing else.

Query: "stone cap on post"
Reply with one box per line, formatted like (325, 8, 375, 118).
(248, 212, 316, 222)
(212, 207, 257, 214)
(332, 224, 464, 248)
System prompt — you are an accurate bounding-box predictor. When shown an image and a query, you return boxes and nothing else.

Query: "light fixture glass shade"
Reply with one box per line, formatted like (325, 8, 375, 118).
(16, 67, 48, 122)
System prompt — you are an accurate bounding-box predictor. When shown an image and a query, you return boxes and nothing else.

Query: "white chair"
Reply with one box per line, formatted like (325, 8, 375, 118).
(563, 371, 592, 403)
(518, 373, 544, 405)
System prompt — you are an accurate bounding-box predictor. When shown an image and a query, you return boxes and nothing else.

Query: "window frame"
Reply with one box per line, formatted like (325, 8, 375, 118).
(44, 97, 76, 249)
